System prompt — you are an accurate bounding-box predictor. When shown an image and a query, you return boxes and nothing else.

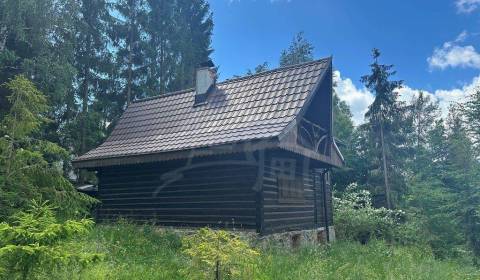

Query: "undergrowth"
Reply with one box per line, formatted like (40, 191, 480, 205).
(32, 222, 480, 280)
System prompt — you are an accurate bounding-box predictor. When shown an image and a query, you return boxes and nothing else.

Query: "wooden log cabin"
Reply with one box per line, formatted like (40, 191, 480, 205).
(73, 58, 344, 237)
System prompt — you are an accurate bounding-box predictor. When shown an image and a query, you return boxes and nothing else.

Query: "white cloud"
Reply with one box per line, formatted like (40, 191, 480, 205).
(456, 0, 480, 13)
(455, 30, 469, 42)
(427, 31, 480, 70)
(333, 70, 374, 125)
(396, 86, 436, 104)
(394, 77, 479, 119)
(334, 70, 480, 125)
(396, 86, 453, 119)
(428, 45, 480, 70)
(435, 75, 480, 114)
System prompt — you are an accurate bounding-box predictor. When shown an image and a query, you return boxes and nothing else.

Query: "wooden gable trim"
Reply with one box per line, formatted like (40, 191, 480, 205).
(332, 139, 345, 165)
(277, 56, 333, 142)
(278, 142, 343, 168)
(276, 57, 343, 167)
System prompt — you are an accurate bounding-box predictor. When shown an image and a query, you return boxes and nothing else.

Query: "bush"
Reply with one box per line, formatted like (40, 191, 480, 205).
(181, 228, 259, 280)
(0, 200, 102, 279)
(334, 183, 410, 244)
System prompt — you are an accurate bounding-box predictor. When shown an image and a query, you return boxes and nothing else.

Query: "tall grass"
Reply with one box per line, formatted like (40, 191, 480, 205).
(37, 223, 479, 280)
(259, 241, 479, 280)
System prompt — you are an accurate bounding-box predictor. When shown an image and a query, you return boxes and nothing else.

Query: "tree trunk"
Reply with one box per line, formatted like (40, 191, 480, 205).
(379, 120, 392, 209)
(159, 37, 165, 94)
(215, 260, 221, 280)
(79, 35, 92, 184)
(0, 26, 7, 52)
(81, 55, 90, 156)
(81, 73, 88, 154)
(127, 22, 133, 105)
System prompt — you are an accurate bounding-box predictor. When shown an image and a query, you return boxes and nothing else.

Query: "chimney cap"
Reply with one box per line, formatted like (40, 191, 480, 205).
(198, 59, 214, 68)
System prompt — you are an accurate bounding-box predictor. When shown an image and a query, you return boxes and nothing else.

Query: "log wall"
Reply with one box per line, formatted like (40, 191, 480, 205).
(97, 154, 259, 230)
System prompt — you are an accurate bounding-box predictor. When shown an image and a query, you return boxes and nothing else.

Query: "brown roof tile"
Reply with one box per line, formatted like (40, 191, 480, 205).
(74, 58, 331, 166)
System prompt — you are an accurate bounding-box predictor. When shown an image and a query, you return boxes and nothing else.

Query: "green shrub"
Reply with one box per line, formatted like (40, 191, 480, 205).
(334, 183, 410, 243)
(0, 200, 102, 279)
(181, 228, 259, 280)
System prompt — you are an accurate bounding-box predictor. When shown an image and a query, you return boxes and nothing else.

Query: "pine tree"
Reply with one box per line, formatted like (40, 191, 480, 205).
(279, 32, 314, 67)
(361, 49, 405, 209)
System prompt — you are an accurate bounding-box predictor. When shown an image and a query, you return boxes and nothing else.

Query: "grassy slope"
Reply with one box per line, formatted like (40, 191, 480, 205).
(45, 223, 479, 280)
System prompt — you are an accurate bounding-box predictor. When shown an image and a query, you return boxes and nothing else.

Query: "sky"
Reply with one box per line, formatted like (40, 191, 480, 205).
(208, 0, 480, 124)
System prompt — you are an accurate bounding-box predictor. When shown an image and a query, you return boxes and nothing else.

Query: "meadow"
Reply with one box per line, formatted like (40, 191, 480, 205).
(39, 223, 480, 280)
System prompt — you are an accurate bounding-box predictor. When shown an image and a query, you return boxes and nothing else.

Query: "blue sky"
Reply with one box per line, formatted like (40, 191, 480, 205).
(208, 0, 480, 124)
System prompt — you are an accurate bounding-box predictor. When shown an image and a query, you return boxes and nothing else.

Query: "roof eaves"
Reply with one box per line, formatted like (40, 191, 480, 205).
(72, 137, 280, 169)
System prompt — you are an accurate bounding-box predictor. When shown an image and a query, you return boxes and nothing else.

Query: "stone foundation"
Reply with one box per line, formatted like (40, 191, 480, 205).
(255, 226, 335, 249)
(155, 226, 336, 249)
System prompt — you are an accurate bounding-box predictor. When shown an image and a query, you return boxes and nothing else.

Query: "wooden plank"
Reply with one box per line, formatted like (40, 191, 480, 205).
(96, 157, 260, 230)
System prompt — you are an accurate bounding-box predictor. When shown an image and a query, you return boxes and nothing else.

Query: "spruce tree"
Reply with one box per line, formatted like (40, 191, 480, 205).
(170, 0, 213, 91)
(0, 75, 95, 219)
(0, 0, 77, 145)
(361, 49, 405, 209)
(331, 93, 357, 190)
(405, 91, 440, 171)
(112, 0, 148, 105)
(443, 107, 480, 262)
(463, 89, 480, 148)
(72, 0, 114, 157)
(144, 0, 213, 95)
(144, 0, 175, 95)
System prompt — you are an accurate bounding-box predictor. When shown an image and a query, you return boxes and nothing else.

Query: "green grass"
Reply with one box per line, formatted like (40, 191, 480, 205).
(41, 223, 479, 280)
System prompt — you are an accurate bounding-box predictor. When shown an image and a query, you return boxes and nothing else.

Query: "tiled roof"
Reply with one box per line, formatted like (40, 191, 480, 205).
(74, 58, 331, 165)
